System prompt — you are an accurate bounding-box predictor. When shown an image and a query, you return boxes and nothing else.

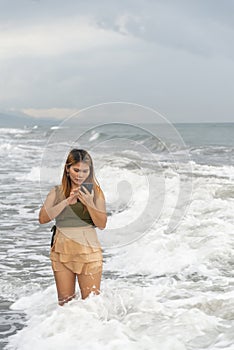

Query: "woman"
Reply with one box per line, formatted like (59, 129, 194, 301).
(39, 149, 107, 305)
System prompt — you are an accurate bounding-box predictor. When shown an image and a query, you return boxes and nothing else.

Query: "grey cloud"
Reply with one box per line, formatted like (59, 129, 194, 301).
(0, 0, 233, 122)
(94, 1, 234, 59)
(1, 0, 233, 59)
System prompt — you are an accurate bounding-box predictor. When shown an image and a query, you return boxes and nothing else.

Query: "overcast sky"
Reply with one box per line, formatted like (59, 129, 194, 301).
(0, 0, 234, 123)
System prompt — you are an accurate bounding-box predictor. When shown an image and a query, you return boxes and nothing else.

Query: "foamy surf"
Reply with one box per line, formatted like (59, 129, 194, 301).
(1, 123, 234, 349)
(7, 277, 233, 350)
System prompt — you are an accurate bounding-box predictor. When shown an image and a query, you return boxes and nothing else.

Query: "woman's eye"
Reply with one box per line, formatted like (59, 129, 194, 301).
(73, 169, 89, 173)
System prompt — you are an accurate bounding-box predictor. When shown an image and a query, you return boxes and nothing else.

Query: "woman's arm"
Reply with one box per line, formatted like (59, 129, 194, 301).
(39, 187, 68, 224)
(77, 187, 107, 230)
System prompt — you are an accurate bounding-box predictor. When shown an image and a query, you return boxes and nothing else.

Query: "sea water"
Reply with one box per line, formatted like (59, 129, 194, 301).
(0, 122, 234, 350)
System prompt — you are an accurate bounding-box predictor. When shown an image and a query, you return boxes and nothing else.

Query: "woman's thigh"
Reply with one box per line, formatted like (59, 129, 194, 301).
(53, 267, 76, 305)
(77, 271, 102, 299)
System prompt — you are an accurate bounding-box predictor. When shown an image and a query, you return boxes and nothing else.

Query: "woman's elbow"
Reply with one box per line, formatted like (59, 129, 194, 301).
(39, 216, 50, 224)
(39, 215, 46, 224)
(98, 217, 107, 230)
(39, 210, 50, 224)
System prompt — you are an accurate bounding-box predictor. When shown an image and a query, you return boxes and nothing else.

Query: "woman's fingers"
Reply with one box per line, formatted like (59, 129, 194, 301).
(70, 187, 80, 197)
(77, 188, 94, 207)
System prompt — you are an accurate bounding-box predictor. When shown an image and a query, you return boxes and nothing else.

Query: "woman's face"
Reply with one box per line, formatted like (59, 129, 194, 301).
(68, 161, 90, 186)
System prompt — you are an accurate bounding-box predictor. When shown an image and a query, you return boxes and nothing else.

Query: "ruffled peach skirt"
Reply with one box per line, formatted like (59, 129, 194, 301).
(50, 226, 103, 275)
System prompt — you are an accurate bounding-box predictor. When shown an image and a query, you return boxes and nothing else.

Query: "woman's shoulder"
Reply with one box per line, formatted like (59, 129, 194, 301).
(47, 185, 63, 204)
(54, 184, 62, 191)
(48, 184, 61, 193)
(46, 184, 62, 198)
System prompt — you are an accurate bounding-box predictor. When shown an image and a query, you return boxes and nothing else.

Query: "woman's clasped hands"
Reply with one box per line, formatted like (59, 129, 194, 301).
(67, 186, 95, 207)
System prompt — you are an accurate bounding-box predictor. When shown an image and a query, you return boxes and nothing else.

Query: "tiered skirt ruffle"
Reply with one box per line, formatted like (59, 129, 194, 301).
(50, 226, 103, 275)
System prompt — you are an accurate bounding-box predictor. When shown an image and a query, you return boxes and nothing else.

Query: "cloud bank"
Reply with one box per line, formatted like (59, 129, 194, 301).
(0, 0, 233, 122)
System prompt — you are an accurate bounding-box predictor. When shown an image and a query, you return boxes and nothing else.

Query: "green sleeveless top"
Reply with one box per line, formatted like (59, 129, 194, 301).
(54, 186, 95, 228)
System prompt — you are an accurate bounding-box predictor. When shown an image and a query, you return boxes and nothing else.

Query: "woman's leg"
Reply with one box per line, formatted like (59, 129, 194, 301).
(77, 271, 102, 299)
(53, 266, 76, 306)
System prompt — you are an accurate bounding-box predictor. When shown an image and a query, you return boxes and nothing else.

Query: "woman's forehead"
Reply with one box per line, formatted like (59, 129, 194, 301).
(72, 162, 90, 169)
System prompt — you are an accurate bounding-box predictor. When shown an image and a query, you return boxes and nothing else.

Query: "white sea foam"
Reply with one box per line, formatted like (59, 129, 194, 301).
(16, 166, 63, 183)
(8, 274, 232, 350)
(189, 161, 234, 180)
(89, 131, 100, 141)
(0, 142, 28, 156)
(50, 126, 69, 130)
(1, 124, 234, 349)
(7, 162, 233, 349)
(7, 280, 227, 350)
(0, 128, 31, 134)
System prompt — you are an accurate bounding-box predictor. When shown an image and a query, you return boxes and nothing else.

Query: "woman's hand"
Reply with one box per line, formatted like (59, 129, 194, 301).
(76, 187, 95, 207)
(66, 187, 80, 205)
